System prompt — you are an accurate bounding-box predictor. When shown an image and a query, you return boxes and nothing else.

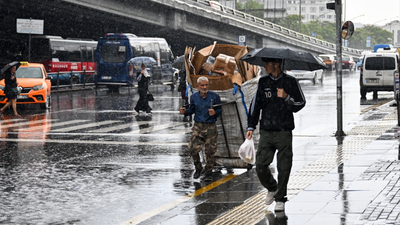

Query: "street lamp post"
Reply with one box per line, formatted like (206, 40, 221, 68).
(348, 14, 365, 21)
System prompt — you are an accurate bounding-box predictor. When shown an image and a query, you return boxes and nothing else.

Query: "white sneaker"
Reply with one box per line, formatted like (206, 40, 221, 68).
(275, 202, 285, 211)
(265, 190, 278, 205)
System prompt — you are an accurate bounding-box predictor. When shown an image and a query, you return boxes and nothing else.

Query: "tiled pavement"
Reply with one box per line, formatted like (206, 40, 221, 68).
(132, 101, 400, 225)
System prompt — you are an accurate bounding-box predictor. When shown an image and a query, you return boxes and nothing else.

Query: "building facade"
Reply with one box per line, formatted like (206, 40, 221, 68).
(286, 0, 335, 23)
(381, 20, 400, 47)
(234, 0, 336, 23)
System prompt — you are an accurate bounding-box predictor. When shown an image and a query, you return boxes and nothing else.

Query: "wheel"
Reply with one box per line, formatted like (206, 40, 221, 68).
(312, 73, 317, 84)
(40, 94, 51, 109)
(107, 85, 119, 92)
(246, 164, 253, 171)
(360, 87, 367, 99)
(70, 75, 79, 84)
(373, 91, 378, 99)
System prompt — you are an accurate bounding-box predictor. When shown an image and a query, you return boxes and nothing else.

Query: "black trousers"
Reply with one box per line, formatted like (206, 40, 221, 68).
(256, 130, 293, 202)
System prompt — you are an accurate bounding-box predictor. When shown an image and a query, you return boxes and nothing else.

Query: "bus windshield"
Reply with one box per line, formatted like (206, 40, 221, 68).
(100, 45, 127, 63)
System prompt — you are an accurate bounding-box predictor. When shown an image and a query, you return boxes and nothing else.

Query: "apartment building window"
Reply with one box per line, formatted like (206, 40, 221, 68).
(301, 7, 306, 12)
(319, 6, 325, 12)
(310, 15, 316, 20)
(310, 7, 317, 13)
(327, 15, 332, 19)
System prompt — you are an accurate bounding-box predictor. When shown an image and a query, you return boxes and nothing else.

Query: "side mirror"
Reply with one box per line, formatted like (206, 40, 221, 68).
(341, 21, 354, 40)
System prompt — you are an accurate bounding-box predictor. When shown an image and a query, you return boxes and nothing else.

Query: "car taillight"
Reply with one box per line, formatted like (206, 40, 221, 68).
(360, 68, 363, 85)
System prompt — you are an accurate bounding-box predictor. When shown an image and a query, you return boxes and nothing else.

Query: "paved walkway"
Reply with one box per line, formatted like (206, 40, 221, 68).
(127, 100, 400, 225)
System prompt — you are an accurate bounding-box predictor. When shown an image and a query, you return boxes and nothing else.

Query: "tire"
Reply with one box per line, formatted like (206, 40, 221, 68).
(40, 94, 51, 109)
(373, 91, 378, 99)
(70, 76, 79, 84)
(312, 73, 317, 84)
(360, 86, 367, 99)
(319, 73, 324, 84)
(107, 85, 119, 92)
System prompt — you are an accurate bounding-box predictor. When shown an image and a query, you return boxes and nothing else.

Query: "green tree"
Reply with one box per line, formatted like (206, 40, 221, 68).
(277, 14, 304, 33)
(305, 20, 336, 43)
(236, 0, 264, 19)
(348, 25, 393, 50)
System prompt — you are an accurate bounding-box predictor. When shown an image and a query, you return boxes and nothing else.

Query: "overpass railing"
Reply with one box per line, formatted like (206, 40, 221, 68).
(178, 0, 362, 55)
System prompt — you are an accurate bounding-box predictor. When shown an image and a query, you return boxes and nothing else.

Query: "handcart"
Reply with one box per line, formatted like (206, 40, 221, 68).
(184, 43, 260, 171)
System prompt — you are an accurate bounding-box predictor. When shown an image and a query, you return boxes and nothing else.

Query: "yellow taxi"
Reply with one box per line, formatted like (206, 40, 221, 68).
(0, 62, 51, 109)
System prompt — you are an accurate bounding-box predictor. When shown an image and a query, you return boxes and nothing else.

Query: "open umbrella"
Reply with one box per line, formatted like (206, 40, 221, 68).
(127, 57, 157, 67)
(240, 47, 327, 71)
(0, 61, 21, 80)
(172, 55, 185, 70)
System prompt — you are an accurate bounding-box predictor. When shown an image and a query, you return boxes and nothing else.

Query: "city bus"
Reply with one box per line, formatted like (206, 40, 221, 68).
(26, 35, 97, 84)
(95, 33, 177, 91)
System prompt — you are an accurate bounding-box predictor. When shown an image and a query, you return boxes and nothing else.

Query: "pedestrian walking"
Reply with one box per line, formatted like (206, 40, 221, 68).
(0, 63, 21, 118)
(179, 76, 222, 181)
(134, 63, 152, 115)
(177, 68, 191, 122)
(246, 58, 306, 212)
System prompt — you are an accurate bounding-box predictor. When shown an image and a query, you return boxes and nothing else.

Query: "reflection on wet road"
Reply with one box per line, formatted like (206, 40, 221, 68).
(0, 70, 395, 224)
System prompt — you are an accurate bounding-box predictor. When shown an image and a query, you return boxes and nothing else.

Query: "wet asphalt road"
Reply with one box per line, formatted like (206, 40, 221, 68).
(0, 69, 395, 225)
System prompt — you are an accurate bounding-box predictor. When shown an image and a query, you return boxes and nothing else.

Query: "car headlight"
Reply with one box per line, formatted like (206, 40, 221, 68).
(0, 85, 4, 91)
(33, 84, 44, 91)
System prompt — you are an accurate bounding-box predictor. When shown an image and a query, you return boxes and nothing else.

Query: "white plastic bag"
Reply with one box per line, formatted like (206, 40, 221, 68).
(238, 138, 256, 165)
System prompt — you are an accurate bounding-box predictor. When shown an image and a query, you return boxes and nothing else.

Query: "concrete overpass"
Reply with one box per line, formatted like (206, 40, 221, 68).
(0, 0, 361, 58)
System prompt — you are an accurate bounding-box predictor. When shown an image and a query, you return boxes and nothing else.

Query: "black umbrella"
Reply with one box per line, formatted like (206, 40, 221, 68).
(172, 55, 185, 70)
(0, 61, 21, 80)
(240, 47, 327, 71)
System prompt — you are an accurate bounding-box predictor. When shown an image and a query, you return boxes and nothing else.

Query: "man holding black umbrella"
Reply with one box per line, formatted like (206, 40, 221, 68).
(246, 58, 306, 212)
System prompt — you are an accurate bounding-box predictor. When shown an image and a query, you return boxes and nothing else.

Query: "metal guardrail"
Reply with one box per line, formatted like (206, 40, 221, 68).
(48, 70, 96, 90)
(166, 0, 362, 56)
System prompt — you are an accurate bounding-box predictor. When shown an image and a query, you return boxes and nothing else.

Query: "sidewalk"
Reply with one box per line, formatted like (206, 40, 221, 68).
(136, 100, 400, 225)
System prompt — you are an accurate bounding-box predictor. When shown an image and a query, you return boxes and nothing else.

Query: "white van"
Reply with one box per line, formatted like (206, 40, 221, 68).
(360, 52, 399, 99)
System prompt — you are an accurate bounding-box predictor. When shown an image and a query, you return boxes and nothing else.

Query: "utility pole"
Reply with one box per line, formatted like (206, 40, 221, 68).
(327, 0, 344, 137)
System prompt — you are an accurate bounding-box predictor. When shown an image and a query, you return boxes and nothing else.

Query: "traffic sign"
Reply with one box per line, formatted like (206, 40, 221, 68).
(238, 35, 246, 46)
(16, 18, 44, 34)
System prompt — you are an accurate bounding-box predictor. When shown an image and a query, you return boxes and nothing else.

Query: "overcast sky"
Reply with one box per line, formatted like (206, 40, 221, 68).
(345, 0, 400, 26)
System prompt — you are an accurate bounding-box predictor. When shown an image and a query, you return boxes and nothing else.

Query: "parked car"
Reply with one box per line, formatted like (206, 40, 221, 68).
(360, 52, 399, 99)
(0, 62, 52, 109)
(286, 69, 324, 84)
(342, 56, 356, 71)
(319, 54, 336, 70)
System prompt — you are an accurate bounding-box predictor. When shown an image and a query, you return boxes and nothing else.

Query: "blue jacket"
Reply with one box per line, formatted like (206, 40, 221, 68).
(185, 91, 222, 123)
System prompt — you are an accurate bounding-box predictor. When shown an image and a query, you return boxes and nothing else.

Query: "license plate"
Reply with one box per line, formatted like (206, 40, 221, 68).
(295, 74, 303, 77)
(366, 79, 379, 83)
(17, 95, 28, 99)
(102, 76, 112, 80)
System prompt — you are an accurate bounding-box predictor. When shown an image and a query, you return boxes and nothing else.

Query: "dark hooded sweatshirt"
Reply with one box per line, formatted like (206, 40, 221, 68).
(247, 73, 306, 132)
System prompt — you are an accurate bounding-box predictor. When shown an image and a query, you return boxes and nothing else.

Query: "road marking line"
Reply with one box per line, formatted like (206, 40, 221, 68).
(0, 138, 188, 146)
(50, 120, 122, 132)
(120, 174, 237, 225)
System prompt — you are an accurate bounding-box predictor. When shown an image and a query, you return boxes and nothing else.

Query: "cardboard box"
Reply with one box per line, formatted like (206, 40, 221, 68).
(185, 44, 258, 90)
(212, 54, 236, 75)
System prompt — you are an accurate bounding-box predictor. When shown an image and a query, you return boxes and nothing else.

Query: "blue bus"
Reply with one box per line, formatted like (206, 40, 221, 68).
(95, 33, 177, 91)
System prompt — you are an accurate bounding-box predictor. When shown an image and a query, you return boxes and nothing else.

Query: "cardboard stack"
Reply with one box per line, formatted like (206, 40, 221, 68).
(184, 43, 258, 90)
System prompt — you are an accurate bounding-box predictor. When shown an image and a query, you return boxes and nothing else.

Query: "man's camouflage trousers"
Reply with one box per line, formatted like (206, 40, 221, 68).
(189, 122, 218, 174)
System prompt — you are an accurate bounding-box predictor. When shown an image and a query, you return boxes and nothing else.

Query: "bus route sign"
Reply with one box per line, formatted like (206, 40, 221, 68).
(16, 18, 44, 34)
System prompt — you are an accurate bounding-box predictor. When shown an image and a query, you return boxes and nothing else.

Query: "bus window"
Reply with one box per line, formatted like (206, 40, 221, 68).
(100, 45, 127, 63)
